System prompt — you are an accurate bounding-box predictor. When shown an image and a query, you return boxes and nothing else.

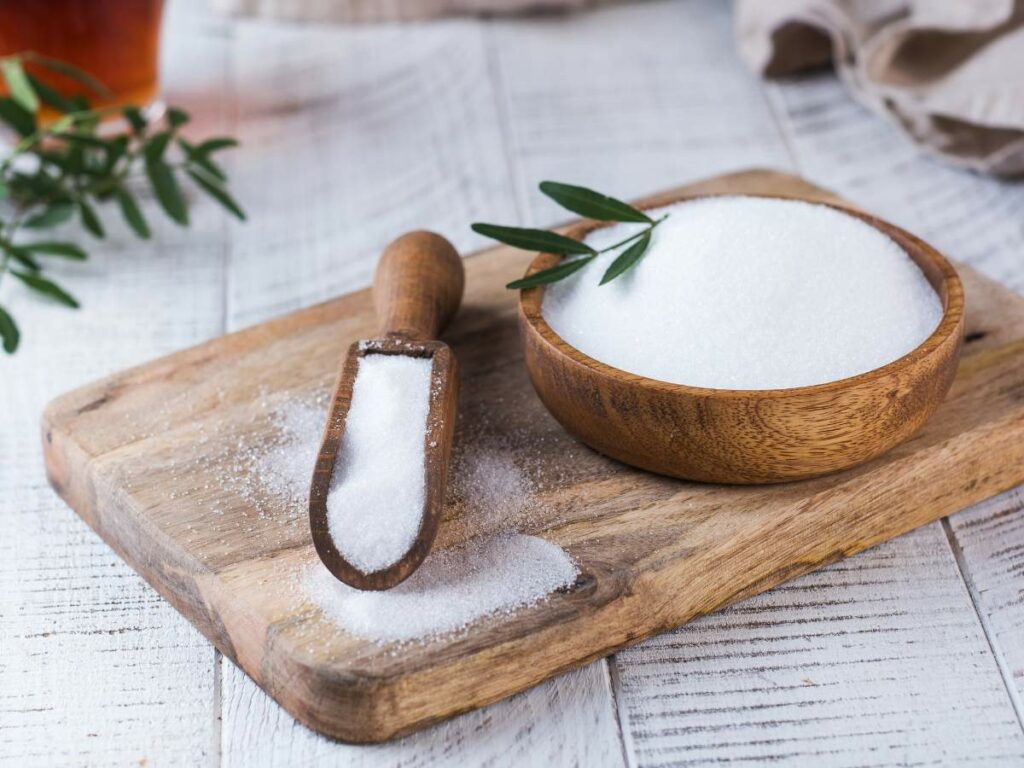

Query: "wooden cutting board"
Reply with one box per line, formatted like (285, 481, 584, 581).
(42, 170, 1024, 744)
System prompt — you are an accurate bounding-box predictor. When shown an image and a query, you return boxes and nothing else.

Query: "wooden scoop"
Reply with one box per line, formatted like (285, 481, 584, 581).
(310, 231, 464, 590)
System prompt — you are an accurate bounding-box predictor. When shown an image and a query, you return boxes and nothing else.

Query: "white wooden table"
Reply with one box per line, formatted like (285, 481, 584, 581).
(3, 0, 1023, 765)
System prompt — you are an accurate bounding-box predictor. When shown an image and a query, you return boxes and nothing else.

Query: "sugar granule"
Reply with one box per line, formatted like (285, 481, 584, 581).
(304, 531, 577, 643)
(327, 354, 432, 574)
(542, 196, 944, 390)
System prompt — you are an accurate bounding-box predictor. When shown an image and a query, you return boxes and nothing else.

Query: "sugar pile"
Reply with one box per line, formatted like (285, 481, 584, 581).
(236, 388, 579, 644)
(327, 354, 432, 574)
(304, 532, 577, 642)
(542, 196, 943, 390)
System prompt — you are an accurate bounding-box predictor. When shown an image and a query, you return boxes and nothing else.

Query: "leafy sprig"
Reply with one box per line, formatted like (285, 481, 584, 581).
(0, 53, 245, 354)
(472, 181, 666, 290)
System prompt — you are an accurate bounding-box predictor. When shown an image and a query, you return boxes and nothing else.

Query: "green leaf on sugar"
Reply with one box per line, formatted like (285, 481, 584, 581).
(506, 255, 595, 290)
(539, 181, 651, 224)
(600, 231, 651, 285)
(471, 223, 595, 255)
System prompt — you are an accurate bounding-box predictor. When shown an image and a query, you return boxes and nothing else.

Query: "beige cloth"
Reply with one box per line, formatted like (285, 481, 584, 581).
(210, 0, 603, 23)
(735, 0, 1024, 176)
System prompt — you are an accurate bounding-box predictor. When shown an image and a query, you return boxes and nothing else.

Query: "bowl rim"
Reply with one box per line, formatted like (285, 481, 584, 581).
(518, 192, 965, 400)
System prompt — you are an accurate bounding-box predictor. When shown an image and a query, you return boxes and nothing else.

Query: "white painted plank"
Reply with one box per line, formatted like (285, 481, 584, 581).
(949, 488, 1024, 714)
(612, 523, 1024, 767)
(764, 74, 1024, 294)
(764, 63, 1024, 741)
(608, 57, 1024, 767)
(221, 661, 624, 767)
(487, 0, 793, 225)
(225, 17, 520, 328)
(218, 12, 625, 766)
(0, 1, 233, 764)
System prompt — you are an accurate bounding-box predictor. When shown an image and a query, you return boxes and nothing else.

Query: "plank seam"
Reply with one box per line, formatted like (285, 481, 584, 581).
(941, 516, 1024, 734)
(212, 650, 223, 768)
(761, 82, 803, 176)
(216, 20, 235, 768)
(481, 22, 530, 226)
(607, 655, 639, 768)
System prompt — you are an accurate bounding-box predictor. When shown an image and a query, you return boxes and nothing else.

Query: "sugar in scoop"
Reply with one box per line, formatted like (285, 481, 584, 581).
(542, 196, 943, 390)
(309, 231, 464, 590)
(326, 354, 433, 574)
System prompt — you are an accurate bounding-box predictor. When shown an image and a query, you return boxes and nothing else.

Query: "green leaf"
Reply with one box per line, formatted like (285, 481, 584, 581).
(78, 199, 105, 238)
(187, 169, 246, 221)
(3, 244, 40, 271)
(11, 269, 79, 308)
(123, 106, 147, 134)
(23, 201, 74, 229)
(539, 181, 652, 224)
(28, 54, 109, 96)
(116, 188, 150, 239)
(471, 223, 595, 255)
(55, 131, 109, 149)
(101, 134, 129, 175)
(600, 232, 651, 285)
(178, 138, 226, 182)
(146, 160, 188, 226)
(0, 97, 36, 136)
(0, 177, 7, 200)
(23, 241, 87, 260)
(26, 74, 76, 114)
(195, 137, 238, 155)
(143, 131, 172, 163)
(167, 106, 190, 128)
(1, 58, 39, 113)
(506, 255, 595, 290)
(0, 303, 19, 353)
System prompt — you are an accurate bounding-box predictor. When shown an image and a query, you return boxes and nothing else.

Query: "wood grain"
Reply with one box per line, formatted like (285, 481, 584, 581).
(520, 198, 965, 483)
(39, 169, 1024, 744)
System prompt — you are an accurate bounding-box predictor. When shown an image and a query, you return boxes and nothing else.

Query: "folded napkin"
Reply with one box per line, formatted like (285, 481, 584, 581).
(735, 0, 1024, 176)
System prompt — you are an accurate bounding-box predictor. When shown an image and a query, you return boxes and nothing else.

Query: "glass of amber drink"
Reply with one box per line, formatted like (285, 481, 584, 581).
(0, 0, 166, 123)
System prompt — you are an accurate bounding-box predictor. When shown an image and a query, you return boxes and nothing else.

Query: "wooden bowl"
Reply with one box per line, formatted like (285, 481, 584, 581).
(518, 195, 965, 484)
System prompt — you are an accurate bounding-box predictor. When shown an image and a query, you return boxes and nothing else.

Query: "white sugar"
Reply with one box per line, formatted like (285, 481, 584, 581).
(230, 383, 579, 644)
(327, 354, 432, 573)
(304, 532, 577, 642)
(542, 196, 943, 390)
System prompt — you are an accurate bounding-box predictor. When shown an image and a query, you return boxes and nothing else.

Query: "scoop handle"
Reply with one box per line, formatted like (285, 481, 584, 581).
(373, 231, 465, 340)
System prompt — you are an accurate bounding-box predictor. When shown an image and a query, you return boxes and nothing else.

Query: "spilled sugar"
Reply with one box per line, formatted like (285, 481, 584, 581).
(543, 196, 944, 390)
(253, 400, 327, 509)
(326, 354, 432, 573)
(234, 392, 577, 644)
(304, 532, 577, 642)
